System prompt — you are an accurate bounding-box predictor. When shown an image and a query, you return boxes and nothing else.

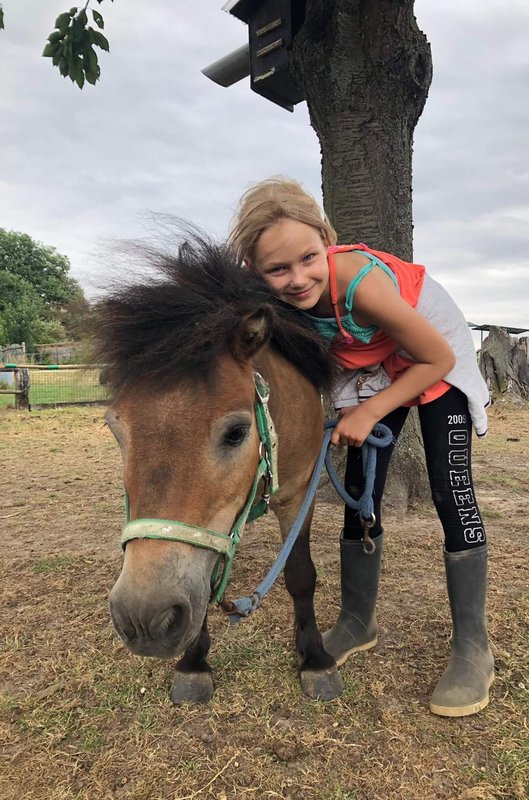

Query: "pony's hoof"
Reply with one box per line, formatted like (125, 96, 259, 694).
(170, 671, 214, 704)
(301, 667, 344, 700)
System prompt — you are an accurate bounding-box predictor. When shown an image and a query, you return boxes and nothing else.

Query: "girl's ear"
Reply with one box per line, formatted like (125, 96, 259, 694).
(243, 258, 257, 272)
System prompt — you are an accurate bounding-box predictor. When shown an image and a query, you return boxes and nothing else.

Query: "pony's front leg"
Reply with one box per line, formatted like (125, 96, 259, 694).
(170, 615, 214, 704)
(283, 511, 344, 701)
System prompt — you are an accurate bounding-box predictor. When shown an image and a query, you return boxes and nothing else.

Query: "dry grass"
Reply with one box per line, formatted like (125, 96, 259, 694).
(0, 403, 528, 800)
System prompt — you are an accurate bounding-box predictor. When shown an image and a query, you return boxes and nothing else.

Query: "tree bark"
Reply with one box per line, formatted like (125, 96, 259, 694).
(293, 0, 433, 509)
(292, 0, 431, 258)
(480, 328, 529, 401)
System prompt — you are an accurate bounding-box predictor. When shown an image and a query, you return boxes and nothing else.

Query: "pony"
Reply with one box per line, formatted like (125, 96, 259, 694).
(94, 230, 343, 704)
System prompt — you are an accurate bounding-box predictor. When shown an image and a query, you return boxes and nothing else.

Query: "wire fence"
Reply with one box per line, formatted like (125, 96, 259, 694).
(0, 364, 109, 409)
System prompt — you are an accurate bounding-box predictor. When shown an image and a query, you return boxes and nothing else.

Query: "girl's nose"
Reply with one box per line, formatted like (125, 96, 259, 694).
(289, 268, 307, 288)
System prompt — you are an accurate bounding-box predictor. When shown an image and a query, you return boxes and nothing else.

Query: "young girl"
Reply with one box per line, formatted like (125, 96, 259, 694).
(230, 177, 494, 718)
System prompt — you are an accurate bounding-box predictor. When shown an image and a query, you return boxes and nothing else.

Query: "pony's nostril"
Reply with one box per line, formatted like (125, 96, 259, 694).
(110, 603, 137, 642)
(157, 603, 191, 644)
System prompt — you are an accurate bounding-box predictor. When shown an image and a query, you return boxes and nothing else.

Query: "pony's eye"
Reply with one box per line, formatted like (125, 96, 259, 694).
(223, 424, 250, 448)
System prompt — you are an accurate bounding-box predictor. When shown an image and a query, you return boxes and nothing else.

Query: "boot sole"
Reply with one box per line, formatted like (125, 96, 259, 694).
(429, 674, 494, 718)
(334, 636, 378, 667)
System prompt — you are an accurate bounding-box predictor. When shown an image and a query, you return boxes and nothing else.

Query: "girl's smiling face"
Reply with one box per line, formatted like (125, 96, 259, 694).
(252, 218, 330, 311)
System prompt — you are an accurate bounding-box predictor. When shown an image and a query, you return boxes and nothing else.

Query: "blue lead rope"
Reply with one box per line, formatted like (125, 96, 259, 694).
(219, 420, 393, 623)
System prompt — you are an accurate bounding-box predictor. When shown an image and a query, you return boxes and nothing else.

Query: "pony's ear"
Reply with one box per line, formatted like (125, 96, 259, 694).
(231, 307, 274, 361)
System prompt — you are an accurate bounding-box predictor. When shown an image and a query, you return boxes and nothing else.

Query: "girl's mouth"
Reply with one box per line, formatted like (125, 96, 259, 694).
(287, 285, 314, 300)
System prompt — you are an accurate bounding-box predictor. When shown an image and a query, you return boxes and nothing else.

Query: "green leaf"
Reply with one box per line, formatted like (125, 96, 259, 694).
(92, 10, 104, 29)
(42, 42, 60, 58)
(48, 30, 63, 43)
(83, 44, 99, 73)
(0, 8, 4, 32)
(90, 28, 109, 52)
(78, 8, 87, 27)
(68, 53, 84, 83)
(72, 18, 85, 42)
(84, 66, 98, 85)
(75, 69, 85, 90)
(55, 12, 71, 35)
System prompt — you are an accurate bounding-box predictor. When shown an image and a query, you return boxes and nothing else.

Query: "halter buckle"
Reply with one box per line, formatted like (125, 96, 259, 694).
(254, 370, 270, 403)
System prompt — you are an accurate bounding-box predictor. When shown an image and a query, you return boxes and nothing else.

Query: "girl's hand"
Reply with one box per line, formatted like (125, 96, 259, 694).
(331, 404, 379, 448)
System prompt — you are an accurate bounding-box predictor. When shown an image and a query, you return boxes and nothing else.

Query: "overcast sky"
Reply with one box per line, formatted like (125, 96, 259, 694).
(1, 0, 528, 334)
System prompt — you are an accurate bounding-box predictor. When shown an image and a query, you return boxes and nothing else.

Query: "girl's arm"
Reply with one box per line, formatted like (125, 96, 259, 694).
(332, 268, 456, 447)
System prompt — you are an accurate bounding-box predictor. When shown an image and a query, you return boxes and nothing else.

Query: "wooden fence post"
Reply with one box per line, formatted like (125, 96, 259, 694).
(15, 368, 30, 410)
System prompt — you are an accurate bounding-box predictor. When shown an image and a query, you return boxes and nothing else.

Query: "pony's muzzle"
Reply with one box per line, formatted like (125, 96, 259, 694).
(109, 590, 195, 658)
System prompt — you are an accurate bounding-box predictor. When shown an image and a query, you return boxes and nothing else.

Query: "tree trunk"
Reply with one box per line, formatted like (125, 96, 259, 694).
(293, 0, 433, 510)
(292, 0, 431, 258)
(480, 328, 529, 401)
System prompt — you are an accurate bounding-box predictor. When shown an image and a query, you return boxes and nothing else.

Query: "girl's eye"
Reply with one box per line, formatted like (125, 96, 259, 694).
(303, 253, 316, 262)
(268, 265, 286, 275)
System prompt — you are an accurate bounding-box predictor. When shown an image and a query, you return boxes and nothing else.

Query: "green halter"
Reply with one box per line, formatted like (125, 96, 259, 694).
(120, 372, 278, 604)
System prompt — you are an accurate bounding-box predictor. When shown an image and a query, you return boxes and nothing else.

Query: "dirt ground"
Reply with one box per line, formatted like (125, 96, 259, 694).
(0, 401, 528, 800)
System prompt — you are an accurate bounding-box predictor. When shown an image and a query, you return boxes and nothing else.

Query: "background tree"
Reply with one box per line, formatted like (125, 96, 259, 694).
(0, 229, 86, 348)
(0, 271, 44, 349)
(59, 294, 92, 340)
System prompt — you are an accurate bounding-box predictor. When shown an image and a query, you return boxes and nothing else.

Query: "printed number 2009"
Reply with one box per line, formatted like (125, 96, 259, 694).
(448, 414, 466, 425)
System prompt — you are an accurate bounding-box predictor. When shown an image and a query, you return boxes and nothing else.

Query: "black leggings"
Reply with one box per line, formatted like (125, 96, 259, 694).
(343, 387, 486, 552)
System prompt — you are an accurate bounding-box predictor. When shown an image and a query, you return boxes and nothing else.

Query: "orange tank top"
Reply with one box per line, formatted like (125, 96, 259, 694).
(327, 244, 451, 406)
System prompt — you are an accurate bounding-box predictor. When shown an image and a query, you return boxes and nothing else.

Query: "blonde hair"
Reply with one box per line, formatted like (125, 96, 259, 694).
(229, 176, 337, 265)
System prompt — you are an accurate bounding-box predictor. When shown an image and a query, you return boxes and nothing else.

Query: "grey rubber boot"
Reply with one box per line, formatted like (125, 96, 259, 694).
(322, 532, 383, 667)
(430, 545, 494, 717)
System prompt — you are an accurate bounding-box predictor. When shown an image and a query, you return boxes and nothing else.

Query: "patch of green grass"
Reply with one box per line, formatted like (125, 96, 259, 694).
(29, 370, 109, 406)
(180, 758, 203, 774)
(94, 680, 167, 713)
(79, 725, 106, 751)
(212, 633, 288, 674)
(136, 709, 158, 731)
(481, 508, 502, 519)
(30, 384, 109, 405)
(330, 791, 364, 800)
(494, 744, 529, 798)
(14, 701, 107, 754)
(0, 635, 24, 654)
(0, 694, 20, 715)
(0, 369, 109, 408)
(0, 394, 15, 408)
(494, 474, 527, 494)
(98, 500, 118, 513)
(32, 555, 73, 574)
(29, 706, 80, 739)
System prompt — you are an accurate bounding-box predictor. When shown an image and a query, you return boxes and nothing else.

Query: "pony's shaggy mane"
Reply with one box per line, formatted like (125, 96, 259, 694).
(93, 231, 335, 395)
